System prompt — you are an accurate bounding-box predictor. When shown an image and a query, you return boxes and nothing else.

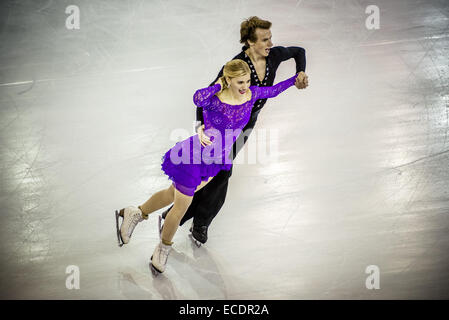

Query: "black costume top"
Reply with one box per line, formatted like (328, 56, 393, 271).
(196, 45, 306, 129)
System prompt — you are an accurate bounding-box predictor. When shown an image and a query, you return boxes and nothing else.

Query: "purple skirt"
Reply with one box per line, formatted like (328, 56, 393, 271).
(161, 135, 232, 196)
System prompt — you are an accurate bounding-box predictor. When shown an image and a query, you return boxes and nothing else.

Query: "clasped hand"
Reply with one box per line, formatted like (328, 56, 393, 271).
(295, 71, 309, 89)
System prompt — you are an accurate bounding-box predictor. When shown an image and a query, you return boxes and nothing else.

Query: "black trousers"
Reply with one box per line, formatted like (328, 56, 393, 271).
(176, 110, 261, 227)
(179, 166, 232, 226)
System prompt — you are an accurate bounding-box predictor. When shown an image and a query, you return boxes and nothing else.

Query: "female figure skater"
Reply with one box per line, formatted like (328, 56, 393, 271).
(116, 59, 300, 274)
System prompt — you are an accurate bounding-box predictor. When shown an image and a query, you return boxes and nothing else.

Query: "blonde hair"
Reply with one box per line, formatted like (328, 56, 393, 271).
(220, 59, 251, 88)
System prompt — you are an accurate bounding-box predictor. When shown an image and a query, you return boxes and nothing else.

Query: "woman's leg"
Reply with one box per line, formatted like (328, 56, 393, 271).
(160, 188, 192, 244)
(151, 177, 215, 273)
(161, 177, 213, 244)
(139, 184, 175, 219)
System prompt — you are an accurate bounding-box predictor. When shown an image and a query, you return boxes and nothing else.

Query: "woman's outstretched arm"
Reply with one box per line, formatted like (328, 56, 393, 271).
(252, 74, 298, 100)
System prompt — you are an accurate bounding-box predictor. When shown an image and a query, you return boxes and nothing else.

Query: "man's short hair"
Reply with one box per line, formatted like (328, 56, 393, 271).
(240, 16, 272, 47)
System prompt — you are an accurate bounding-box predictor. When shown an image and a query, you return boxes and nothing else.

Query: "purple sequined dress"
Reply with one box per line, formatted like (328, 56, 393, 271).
(161, 74, 297, 196)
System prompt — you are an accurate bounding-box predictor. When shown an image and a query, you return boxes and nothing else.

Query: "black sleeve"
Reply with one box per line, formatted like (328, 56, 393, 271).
(196, 65, 225, 126)
(209, 65, 224, 87)
(270, 46, 306, 73)
(196, 104, 204, 126)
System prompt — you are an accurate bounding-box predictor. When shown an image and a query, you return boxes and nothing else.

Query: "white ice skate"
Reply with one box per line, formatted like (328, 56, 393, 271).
(115, 206, 144, 247)
(150, 241, 172, 274)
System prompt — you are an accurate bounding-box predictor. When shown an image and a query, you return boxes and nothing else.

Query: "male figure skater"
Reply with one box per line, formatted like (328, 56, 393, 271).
(164, 16, 308, 246)
(119, 16, 308, 247)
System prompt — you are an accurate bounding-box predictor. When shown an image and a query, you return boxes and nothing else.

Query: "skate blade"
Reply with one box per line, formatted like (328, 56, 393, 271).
(150, 264, 162, 276)
(158, 215, 162, 239)
(189, 234, 202, 248)
(115, 210, 124, 247)
(150, 256, 163, 275)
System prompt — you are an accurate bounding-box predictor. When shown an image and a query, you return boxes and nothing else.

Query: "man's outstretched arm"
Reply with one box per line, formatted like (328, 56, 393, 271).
(271, 46, 306, 73)
(271, 46, 308, 88)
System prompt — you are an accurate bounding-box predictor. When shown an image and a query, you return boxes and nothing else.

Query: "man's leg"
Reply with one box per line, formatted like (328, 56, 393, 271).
(186, 124, 256, 244)
(183, 168, 232, 226)
(160, 121, 258, 244)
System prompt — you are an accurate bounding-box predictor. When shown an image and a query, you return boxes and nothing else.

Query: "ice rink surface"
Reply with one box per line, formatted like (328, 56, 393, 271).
(0, 0, 448, 299)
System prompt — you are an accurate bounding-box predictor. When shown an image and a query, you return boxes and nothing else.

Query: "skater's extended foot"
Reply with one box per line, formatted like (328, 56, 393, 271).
(150, 241, 172, 273)
(118, 206, 145, 245)
(190, 222, 208, 247)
